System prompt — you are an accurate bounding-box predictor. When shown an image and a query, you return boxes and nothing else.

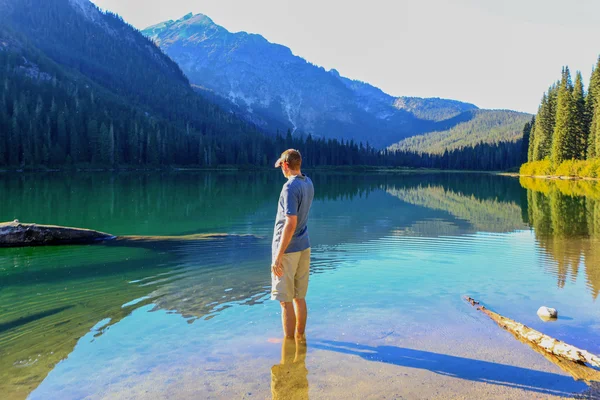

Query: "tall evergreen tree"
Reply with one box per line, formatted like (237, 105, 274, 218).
(592, 103, 600, 159)
(572, 71, 587, 159)
(527, 118, 536, 162)
(0, 110, 6, 165)
(87, 119, 100, 163)
(521, 118, 533, 164)
(98, 122, 110, 164)
(532, 85, 557, 160)
(551, 67, 576, 164)
(108, 123, 115, 166)
(9, 101, 21, 166)
(588, 57, 600, 159)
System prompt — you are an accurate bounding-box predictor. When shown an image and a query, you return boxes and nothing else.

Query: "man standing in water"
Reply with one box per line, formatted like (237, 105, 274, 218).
(271, 149, 314, 340)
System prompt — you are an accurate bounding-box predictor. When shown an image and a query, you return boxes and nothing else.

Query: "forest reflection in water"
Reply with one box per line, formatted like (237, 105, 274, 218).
(0, 172, 599, 399)
(522, 177, 600, 299)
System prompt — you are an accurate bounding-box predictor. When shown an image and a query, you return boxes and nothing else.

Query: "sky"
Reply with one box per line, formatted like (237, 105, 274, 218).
(90, 0, 600, 114)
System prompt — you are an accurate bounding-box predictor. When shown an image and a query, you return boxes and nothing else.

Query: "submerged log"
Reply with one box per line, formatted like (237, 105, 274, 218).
(114, 233, 258, 243)
(465, 296, 600, 375)
(511, 329, 600, 384)
(0, 221, 261, 248)
(107, 233, 261, 250)
(0, 220, 116, 247)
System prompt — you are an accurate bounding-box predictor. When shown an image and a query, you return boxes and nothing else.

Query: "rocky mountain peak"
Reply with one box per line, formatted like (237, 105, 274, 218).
(144, 12, 223, 43)
(68, 0, 102, 23)
(180, 13, 215, 26)
(142, 13, 519, 147)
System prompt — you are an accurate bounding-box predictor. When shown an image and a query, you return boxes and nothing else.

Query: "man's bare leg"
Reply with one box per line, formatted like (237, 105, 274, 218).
(280, 301, 296, 338)
(293, 298, 307, 338)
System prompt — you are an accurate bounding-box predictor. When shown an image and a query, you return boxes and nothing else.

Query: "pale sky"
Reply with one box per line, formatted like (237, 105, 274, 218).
(91, 0, 600, 114)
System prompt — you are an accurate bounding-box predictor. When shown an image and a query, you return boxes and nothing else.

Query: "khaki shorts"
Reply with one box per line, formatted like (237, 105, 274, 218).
(271, 248, 311, 302)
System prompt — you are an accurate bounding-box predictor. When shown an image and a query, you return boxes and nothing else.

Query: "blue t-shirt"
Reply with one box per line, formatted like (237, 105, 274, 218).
(272, 174, 314, 259)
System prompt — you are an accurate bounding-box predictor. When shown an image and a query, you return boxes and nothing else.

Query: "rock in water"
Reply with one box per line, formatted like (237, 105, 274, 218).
(0, 221, 115, 247)
(537, 306, 558, 320)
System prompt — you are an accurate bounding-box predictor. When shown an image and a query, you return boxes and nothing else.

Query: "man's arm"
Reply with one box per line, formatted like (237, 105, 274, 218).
(272, 215, 298, 277)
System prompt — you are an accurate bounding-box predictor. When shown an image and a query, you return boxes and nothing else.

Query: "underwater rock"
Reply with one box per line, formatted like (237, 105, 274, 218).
(537, 306, 558, 320)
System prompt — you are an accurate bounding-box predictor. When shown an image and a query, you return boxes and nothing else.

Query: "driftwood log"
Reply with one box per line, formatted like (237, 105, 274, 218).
(115, 233, 255, 243)
(465, 296, 600, 383)
(511, 328, 600, 384)
(0, 221, 261, 248)
(0, 220, 115, 247)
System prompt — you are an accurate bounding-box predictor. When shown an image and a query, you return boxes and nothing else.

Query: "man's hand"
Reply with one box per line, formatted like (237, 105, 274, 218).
(272, 215, 296, 278)
(272, 258, 284, 278)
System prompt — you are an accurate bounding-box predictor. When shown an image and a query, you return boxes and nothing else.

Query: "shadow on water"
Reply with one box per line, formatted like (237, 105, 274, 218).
(0, 235, 264, 287)
(312, 340, 587, 397)
(0, 305, 74, 334)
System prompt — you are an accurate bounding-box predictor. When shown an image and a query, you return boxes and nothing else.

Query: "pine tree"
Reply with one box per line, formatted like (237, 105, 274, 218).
(572, 71, 587, 159)
(533, 88, 555, 160)
(108, 122, 115, 165)
(87, 119, 99, 163)
(99, 122, 110, 164)
(147, 128, 159, 164)
(588, 57, 600, 159)
(527, 117, 536, 162)
(69, 119, 82, 163)
(22, 121, 33, 166)
(57, 108, 68, 154)
(521, 119, 532, 163)
(0, 118, 5, 165)
(9, 101, 21, 166)
(592, 104, 600, 159)
(552, 67, 576, 164)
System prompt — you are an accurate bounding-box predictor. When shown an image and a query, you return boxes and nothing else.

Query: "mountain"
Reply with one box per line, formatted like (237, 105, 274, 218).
(4, 0, 200, 122)
(0, 0, 273, 167)
(142, 13, 483, 148)
(392, 97, 479, 122)
(0, 0, 531, 171)
(389, 110, 532, 154)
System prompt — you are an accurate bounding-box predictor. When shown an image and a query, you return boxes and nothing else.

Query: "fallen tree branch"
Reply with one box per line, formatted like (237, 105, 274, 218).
(512, 330, 600, 384)
(115, 233, 260, 243)
(0, 221, 262, 247)
(0, 220, 115, 247)
(465, 296, 600, 373)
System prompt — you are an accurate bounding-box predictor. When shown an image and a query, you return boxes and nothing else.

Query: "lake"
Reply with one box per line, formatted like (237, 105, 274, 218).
(1, 172, 599, 399)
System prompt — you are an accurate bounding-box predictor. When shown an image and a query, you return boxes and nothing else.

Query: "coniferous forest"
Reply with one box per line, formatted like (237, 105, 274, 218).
(0, 0, 527, 172)
(389, 110, 531, 155)
(0, 44, 527, 171)
(522, 57, 600, 177)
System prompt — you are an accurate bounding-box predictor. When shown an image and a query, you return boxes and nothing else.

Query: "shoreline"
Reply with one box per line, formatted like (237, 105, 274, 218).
(0, 165, 506, 174)
(5, 165, 599, 182)
(502, 173, 600, 182)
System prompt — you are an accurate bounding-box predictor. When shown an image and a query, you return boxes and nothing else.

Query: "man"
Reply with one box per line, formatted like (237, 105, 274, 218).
(271, 149, 315, 340)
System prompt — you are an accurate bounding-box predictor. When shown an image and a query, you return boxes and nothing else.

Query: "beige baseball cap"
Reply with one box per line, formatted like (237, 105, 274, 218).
(274, 149, 302, 168)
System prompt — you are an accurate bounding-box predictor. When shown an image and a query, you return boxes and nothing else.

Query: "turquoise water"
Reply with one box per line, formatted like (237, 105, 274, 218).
(0, 172, 599, 399)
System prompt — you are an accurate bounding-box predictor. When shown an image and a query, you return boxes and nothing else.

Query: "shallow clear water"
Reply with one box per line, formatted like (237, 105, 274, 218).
(0, 172, 599, 399)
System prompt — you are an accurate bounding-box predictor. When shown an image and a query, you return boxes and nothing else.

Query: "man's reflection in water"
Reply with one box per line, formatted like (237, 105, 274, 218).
(271, 337, 309, 400)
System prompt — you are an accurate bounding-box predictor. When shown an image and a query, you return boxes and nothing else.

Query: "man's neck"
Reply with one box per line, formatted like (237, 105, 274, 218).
(287, 170, 301, 178)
